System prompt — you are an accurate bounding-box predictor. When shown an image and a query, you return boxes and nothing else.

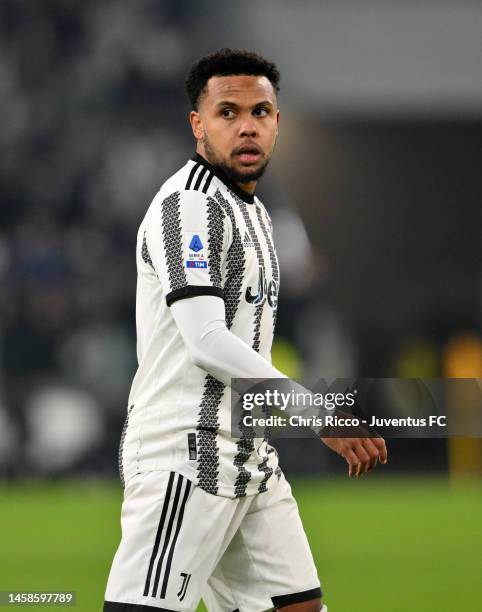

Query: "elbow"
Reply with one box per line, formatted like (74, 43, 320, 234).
(190, 349, 205, 370)
(189, 344, 211, 371)
(185, 325, 225, 372)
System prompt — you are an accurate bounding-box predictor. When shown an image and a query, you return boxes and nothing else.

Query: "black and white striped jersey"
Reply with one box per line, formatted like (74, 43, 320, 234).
(121, 153, 281, 498)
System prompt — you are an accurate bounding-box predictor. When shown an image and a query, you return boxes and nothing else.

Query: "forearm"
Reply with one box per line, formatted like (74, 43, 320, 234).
(170, 295, 286, 391)
(171, 296, 321, 426)
(170, 295, 388, 474)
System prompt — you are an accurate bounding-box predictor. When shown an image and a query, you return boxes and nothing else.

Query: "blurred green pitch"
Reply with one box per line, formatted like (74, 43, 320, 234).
(1, 478, 481, 611)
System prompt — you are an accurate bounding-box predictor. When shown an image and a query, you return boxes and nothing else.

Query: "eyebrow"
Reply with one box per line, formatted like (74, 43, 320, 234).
(215, 99, 274, 109)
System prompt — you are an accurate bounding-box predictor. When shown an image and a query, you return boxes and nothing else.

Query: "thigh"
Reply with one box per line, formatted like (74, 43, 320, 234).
(104, 470, 248, 611)
(204, 474, 322, 612)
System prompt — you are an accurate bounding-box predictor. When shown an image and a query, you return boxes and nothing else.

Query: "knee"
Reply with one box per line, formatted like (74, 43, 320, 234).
(304, 598, 323, 612)
(305, 598, 323, 612)
(277, 597, 324, 612)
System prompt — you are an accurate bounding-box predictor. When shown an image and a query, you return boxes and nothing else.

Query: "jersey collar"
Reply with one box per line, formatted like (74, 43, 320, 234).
(191, 153, 255, 204)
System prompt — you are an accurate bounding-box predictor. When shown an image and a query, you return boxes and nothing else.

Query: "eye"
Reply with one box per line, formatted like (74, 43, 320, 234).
(253, 107, 268, 117)
(221, 108, 235, 118)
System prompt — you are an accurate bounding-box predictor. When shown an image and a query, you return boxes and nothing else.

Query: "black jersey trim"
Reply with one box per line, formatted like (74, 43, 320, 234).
(191, 153, 255, 204)
(202, 171, 214, 194)
(185, 162, 200, 190)
(271, 587, 322, 608)
(103, 602, 177, 611)
(193, 165, 208, 191)
(166, 285, 224, 307)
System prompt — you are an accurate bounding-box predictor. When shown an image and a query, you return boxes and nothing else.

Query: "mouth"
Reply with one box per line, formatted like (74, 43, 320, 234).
(234, 145, 263, 165)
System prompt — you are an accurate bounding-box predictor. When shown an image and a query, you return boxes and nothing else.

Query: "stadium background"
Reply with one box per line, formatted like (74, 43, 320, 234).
(0, 1, 480, 610)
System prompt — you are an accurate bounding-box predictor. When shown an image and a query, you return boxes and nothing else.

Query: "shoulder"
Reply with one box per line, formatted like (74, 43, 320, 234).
(157, 160, 224, 209)
(142, 188, 230, 242)
(141, 160, 212, 215)
(152, 157, 213, 203)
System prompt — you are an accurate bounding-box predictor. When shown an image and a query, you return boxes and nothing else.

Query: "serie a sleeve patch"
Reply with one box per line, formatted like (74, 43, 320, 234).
(184, 232, 209, 269)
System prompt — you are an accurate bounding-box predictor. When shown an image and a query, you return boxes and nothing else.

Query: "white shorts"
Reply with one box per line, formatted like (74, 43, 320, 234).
(103, 470, 322, 612)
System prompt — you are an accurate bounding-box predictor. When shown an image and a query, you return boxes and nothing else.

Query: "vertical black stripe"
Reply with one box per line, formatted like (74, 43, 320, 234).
(161, 192, 186, 292)
(193, 188, 245, 497)
(141, 231, 155, 272)
(193, 166, 208, 191)
(151, 475, 184, 597)
(256, 205, 279, 332)
(196, 375, 224, 495)
(143, 472, 175, 596)
(206, 197, 225, 288)
(185, 163, 200, 190)
(202, 171, 214, 194)
(118, 404, 133, 488)
(252, 304, 263, 352)
(213, 189, 245, 329)
(255, 205, 279, 493)
(255, 205, 279, 283)
(214, 190, 258, 497)
(159, 480, 192, 598)
(256, 446, 272, 493)
(237, 198, 266, 349)
(233, 197, 269, 496)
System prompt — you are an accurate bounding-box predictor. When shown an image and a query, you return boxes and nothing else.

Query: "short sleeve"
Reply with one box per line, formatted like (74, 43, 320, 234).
(145, 190, 230, 306)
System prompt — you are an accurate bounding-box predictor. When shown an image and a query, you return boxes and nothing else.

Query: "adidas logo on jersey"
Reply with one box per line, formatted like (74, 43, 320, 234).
(243, 231, 254, 248)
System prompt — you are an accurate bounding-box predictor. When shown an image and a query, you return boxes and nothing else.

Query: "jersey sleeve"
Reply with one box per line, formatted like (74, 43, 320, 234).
(146, 189, 230, 307)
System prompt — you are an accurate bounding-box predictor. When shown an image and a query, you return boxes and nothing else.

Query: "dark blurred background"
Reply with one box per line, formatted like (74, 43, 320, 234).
(0, 0, 480, 480)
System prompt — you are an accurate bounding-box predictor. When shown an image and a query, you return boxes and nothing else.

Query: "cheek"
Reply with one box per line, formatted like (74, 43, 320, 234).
(261, 121, 278, 143)
(208, 122, 237, 146)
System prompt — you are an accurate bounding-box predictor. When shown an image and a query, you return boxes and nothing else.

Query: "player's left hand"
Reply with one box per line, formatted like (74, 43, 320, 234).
(320, 435, 388, 477)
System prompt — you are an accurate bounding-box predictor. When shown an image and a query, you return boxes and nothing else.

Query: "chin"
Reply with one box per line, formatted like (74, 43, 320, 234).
(217, 157, 269, 185)
(238, 167, 259, 180)
(236, 164, 267, 183)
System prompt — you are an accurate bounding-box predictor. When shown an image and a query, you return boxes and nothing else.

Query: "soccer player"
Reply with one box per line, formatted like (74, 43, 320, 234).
(103, 48, 387, 612)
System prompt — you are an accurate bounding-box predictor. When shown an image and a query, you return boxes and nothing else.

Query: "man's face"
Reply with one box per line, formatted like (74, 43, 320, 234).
(190, 75, 279, 184)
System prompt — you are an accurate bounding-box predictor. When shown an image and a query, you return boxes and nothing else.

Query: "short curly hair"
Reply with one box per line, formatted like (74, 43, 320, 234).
(185, 48, 280, 111)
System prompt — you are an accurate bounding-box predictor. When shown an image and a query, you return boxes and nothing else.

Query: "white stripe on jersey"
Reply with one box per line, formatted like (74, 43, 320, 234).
(121, 154, 281, 498)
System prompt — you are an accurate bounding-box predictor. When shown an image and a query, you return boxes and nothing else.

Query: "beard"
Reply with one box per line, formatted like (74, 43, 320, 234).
(202, 134, 272, 184)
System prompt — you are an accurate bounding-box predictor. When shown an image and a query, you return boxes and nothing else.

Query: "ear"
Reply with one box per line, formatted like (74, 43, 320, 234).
(189, 111, 203, 140)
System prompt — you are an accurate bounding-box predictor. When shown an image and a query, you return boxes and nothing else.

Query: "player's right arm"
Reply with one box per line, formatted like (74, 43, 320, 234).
(170, 294, 388, 478)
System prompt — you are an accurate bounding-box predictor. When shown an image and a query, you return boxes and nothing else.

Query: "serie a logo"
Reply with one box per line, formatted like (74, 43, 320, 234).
(246, 266, 278, 308)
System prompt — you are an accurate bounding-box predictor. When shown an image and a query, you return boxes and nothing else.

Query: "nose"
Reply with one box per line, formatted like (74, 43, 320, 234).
(239, 118, 257, 138)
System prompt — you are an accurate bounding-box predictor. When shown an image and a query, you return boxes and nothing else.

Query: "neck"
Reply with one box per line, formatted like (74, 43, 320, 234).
(237, 179, 257, 195)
